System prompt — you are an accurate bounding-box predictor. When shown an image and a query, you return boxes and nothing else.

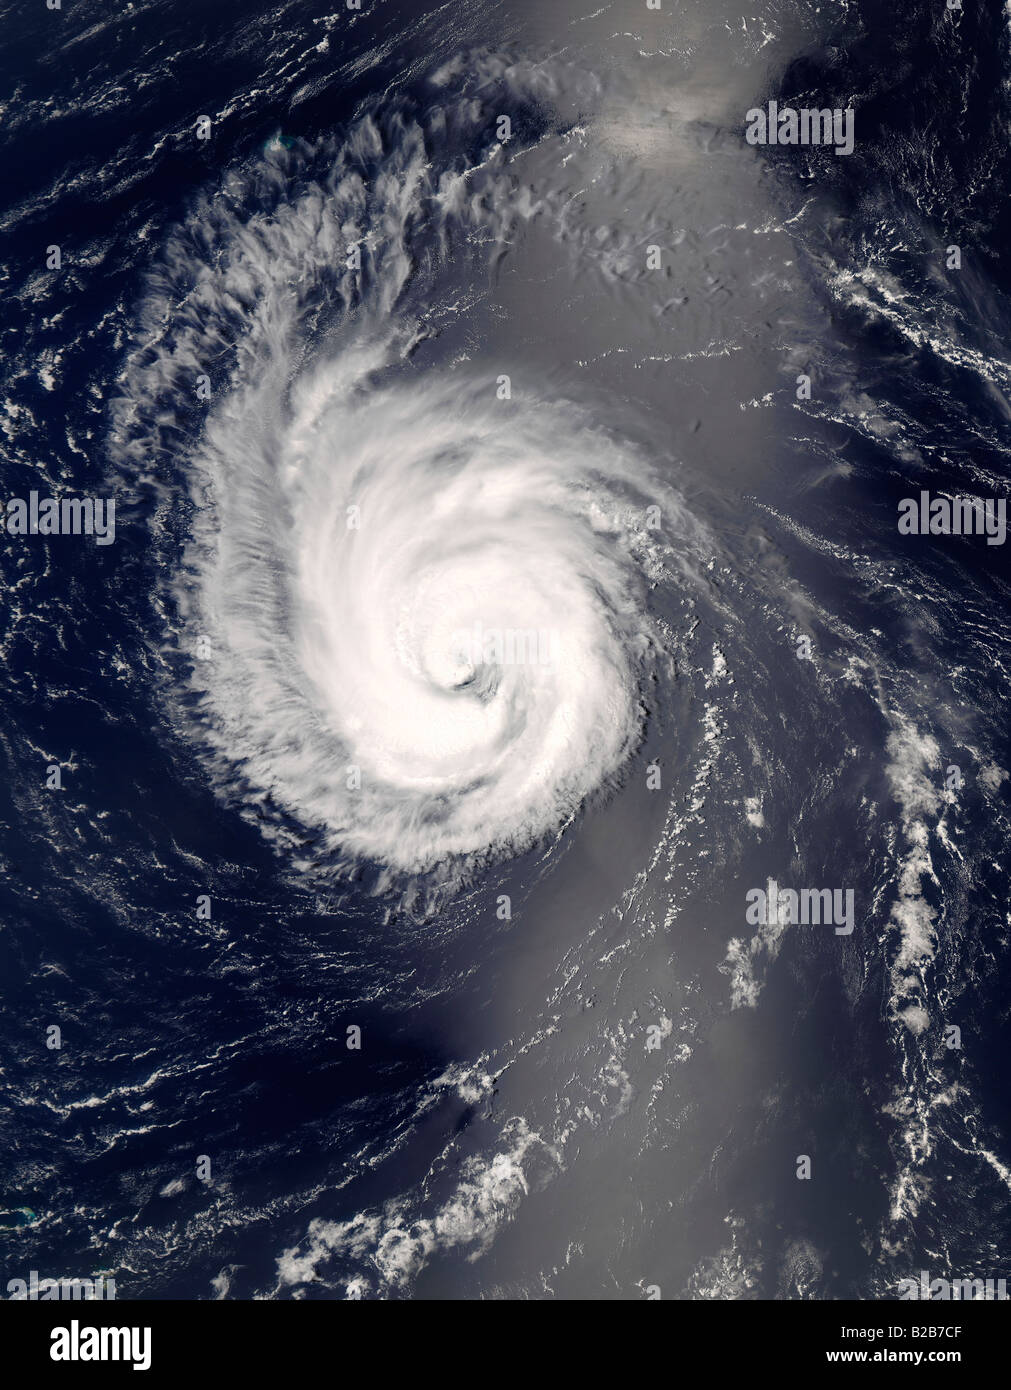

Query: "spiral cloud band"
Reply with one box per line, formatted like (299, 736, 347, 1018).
(113, 58, 697, 883)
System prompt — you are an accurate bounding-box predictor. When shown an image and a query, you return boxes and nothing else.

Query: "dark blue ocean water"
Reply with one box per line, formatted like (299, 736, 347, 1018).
(2, 0, 1011, 1300)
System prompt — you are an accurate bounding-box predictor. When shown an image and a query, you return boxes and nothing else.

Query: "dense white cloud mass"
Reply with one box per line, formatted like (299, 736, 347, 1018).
(189, 356, 673, 874)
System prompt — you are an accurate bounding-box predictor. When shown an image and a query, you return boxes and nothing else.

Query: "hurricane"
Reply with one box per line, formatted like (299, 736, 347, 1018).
(109, 58, 707, 891)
